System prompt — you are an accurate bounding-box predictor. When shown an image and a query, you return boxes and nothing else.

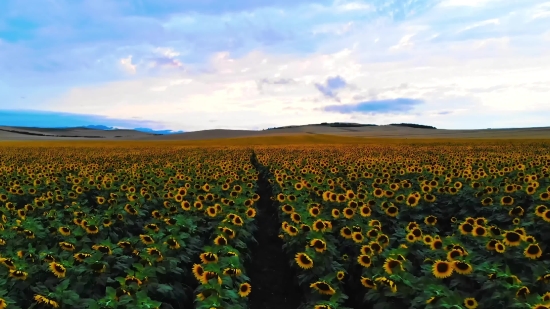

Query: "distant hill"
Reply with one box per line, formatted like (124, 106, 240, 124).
(133, 127, 184, 135)
(265, 122, 378, 130)
(265, 122, 436, 130)
(56, 125, 184, 135)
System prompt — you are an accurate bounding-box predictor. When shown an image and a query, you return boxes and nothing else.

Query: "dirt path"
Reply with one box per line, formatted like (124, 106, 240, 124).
(246, 152, 303, 309)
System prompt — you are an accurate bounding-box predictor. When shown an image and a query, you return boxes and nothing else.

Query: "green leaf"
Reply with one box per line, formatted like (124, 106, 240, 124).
(156, 284, 173, 294)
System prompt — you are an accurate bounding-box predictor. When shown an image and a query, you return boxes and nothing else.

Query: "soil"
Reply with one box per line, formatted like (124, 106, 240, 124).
(246, 153, 303, 309)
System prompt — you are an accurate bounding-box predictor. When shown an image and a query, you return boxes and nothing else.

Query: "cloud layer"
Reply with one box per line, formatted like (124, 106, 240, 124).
(1, 0, 549, 130)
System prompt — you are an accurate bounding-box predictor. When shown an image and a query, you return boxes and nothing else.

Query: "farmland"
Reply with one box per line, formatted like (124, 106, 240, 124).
(0, 140, 550, 309)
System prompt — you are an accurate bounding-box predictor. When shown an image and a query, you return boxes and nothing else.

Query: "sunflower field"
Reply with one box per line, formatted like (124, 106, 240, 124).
(254, 142, 550, 309)
(0, 145, 257, 309)
(1, 141, 550, 309)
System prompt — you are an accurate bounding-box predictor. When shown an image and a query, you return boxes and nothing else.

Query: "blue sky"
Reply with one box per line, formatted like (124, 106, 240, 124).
(1, 0, 549, 131)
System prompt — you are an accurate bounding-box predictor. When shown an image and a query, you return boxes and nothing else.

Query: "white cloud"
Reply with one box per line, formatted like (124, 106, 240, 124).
(333, 0, 372, 12)
(389, 33, 416, 51)
(438, 0, 505, 7)
(457, 18, 500, 33)
(119, 55, 136, 74)
(531, 2, 550, 20)
(22, 0, 550, 130)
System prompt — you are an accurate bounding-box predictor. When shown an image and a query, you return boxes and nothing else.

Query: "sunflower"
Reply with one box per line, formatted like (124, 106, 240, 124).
(481, 197, 493, 206)
(503, 231, 522, 246)
(352, 232, 364, 243)
(459, 222, 474, 235)
(58, 226, 71, 236)
(385, 205, 399, 217)
(213, 235, 228, 246)
(0, 258, 15, 270)
(92, 244, 112, 255)
(377, 234, 390, 247)
(310, 281, 335, 295)
(74, 253, 92, 263)
(24, 230, 35, 239)
(361, 277, 376, 289)
(464, 297, 478, 309)
(85, 225, 99, 234)
(232, 215, 244, 226)
(281, 204, 294, 213)
(410, 228, 422, 240)
(125, 275, 143, 286)
(201, 271, 222, 285)
(59, 242, 76, 252)
(246, 208, 256, 218)
(295, 253, 314, 269)
(406, 222, 418, 231)
(331, 209, 340, 218)
(310, 239, 327, 253)
(284, 224, 299, 236)
(383, 258, 403, 274)
(426, 296, 443, 304)
(139, 234, 155, 245)
(343, 207, 355, 219)
(500, 196, 514, 206)
(9, 269, 28, 280)
(164, 238, 180, 250)
(336, 271, 345, 281)
(200, 252, 218, 264)
(535, 205, 547, 217)
(34, 294, 59, 308)
(406, 194, 419, 207)
(49, 262, 66, 278)
(524, 244, 542, 259)
(366, 229, 379, 238)
(447, 249, 463, 261)
(239, 282, 252, 297)
(453, 261, 473, 275)
(472, 225, 487, 237)
(370, 241, 383, 254)
(516, 286, 530, 299)
(406, 233, 416, 243)
(192, 264, 204, 281)
(424, 215, 437, 226)
(361, 245, 374, 256)
(42, 254, 56, 263)
(430, 239, 443, 250)
(495, 241, 506, 253)
(356, 255, 372, 270)
(432, 260, 453, 278)
(423, 235, 433, 245)
(359, 206, 372, 217)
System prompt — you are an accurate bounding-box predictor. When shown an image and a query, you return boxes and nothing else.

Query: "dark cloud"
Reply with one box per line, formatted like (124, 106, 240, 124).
(323, 98, 423, 114)
(314, 75, 348, 100)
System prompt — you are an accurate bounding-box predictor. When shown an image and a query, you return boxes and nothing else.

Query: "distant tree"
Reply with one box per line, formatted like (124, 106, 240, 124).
(389, 123, 437, 129)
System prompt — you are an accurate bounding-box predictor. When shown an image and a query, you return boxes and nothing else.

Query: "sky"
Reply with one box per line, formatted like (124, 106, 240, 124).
(1, 0, 549, 131)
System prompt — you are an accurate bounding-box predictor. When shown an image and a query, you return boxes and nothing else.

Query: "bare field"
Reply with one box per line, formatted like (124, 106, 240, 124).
(1, 125, 549, 142)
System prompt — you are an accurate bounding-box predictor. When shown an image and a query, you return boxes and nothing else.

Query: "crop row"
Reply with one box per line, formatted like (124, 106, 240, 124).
(254, 143, 550, 309)
(0, 146, 258, 309)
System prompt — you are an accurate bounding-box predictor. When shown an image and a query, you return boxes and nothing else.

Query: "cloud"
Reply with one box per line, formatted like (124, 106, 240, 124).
(0, 109, 165, 129)
(323, 98, 424, 114)
(1, 0, 550, 131)
(119, 55, 137, 74)
(314, 75, 348, 100)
